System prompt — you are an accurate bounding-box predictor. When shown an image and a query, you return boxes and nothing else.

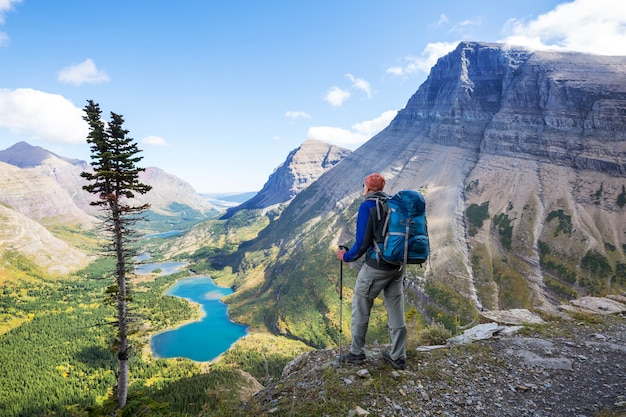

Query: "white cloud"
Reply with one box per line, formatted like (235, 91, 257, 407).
(450, 18, 482, 32)
(386, 41, 458, 77)
(352, 110, 397, 137)
(285, 111, 311, 120)
(435, 14, 448, 27)
(0, 88, 88, 143)
(57, 58, 110, 86)
(307, 110, 397, 148)
(345, 73, 372, 98)
(142, 135, 169, 146)
(0, 0, 21, 45)
(501, 0, 626, 55)
(324, 86, 350, 107)
(0, 0, 21, 24)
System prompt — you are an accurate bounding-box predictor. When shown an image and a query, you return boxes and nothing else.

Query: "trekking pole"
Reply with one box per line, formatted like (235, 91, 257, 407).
(338, 245, 349, 362)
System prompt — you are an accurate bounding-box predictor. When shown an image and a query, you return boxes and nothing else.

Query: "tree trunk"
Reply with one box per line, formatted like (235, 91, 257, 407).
(117, 356, 129, 408)
(112, 199, 129, 409)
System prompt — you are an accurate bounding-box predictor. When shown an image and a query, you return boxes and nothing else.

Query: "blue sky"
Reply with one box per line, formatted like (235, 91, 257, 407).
(0, 0, 625, 193)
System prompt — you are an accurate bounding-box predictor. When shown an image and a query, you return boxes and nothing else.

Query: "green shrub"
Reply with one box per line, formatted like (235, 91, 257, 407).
(546, 210, 572, 237)
(581, 250, 612, 277)
(466, 202, 490, 236)
(544, 276, 578, 300)
(416, 323, 453, 346)
(493, 213, 513, 249)
(614, 262, 626, 286)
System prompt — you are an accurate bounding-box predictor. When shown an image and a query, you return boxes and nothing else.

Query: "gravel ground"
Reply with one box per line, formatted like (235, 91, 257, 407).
(243, 314, 626, 417)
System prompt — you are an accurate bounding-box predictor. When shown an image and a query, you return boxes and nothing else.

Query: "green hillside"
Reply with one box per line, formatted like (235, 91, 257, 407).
(0, 214, 309, 416)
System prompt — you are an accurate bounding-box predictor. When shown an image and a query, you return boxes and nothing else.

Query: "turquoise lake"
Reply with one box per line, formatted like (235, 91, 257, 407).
(135, 260, 187, 276)
(150, 276, 248, 362)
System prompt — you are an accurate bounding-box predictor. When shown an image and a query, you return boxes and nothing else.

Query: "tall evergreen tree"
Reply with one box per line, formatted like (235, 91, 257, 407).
(81, 99, 152, 409)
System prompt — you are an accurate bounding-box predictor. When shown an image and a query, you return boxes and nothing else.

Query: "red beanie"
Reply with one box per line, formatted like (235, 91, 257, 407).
(364, 173, 386, 192)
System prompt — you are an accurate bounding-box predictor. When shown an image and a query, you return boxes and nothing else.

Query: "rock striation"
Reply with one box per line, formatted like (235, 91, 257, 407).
(395, 43, 626, 174)
(0, 203, 92, 274)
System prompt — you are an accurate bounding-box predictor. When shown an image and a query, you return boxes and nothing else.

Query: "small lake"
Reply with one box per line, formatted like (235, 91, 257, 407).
(150, 276, 248, 362)
(144, 230, 182, 239)
(135, 260, 188, 276)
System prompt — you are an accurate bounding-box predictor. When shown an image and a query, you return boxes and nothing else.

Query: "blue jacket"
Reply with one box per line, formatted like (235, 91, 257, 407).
(343, 192, 396, 270)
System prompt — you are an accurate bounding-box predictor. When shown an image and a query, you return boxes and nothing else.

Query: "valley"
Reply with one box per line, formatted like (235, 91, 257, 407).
(1, 41, 626, 415)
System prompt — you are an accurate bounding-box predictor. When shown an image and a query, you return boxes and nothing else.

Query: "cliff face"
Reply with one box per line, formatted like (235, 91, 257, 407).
(394, 43, 626, 171)
(226, 42, 626, 342)
(221, 139, 351, 219)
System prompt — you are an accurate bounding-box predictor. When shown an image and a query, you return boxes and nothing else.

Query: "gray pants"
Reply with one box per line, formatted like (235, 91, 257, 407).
(349, 263, 407, 361)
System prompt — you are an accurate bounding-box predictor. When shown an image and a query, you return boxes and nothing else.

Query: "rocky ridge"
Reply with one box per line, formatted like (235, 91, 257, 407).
(242, 299, 626, 417)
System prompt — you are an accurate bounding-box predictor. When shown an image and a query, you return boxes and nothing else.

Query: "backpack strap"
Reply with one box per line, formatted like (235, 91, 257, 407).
(401, 216, 411, 282)
(366, 192, 390, 266)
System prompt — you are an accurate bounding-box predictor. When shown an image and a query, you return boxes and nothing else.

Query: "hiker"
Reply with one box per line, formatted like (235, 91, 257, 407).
(336, 173, 407, 370)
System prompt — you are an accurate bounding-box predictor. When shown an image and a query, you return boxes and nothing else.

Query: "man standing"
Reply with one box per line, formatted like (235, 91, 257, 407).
(336, 173, 407, 370)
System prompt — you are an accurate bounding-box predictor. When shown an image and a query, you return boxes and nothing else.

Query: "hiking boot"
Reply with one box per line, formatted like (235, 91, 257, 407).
(339, 351, 366, 365)
(382, 350, 406, 370)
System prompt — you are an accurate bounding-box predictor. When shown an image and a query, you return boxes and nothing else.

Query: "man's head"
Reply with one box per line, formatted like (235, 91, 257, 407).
(364, 173, 386, 193)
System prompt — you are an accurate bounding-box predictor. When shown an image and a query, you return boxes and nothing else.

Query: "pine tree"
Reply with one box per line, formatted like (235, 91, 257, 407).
(80, 99, 152, 409)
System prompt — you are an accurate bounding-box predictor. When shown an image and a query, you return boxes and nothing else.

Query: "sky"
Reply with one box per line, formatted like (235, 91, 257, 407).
(1, 0, 626, 193)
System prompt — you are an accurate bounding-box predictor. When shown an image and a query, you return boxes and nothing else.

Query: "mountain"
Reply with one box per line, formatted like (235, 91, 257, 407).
(221, 139, 351, 219)
(135, 166, 219, 216)
(0, 141, 218, 273)
(0, 140, 87, 169)
(220, 42, 626, 346)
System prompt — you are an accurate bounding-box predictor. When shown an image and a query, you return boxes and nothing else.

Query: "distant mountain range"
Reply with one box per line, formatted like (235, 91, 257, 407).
(0, 141, 219, 272)
(0, 139, 350, 274)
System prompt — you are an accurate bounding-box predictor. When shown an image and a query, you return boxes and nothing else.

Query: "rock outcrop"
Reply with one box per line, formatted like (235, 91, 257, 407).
(242, 312, 626, 417)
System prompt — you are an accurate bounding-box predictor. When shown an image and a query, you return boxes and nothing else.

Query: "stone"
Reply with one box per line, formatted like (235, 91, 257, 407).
(568, 297, 626, 315)
(479, 309, 546, 325)
(356, 369, 371, 378)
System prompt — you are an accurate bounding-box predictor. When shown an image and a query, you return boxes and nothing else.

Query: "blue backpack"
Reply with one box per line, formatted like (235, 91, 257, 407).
(369, 190, 430, 266)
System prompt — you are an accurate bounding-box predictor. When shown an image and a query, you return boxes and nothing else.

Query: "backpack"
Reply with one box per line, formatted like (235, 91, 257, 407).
(369, 190, 430, 267)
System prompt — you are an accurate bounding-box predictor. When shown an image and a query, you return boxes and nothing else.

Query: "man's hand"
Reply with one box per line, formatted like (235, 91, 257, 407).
(336, 249, 346, 261)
